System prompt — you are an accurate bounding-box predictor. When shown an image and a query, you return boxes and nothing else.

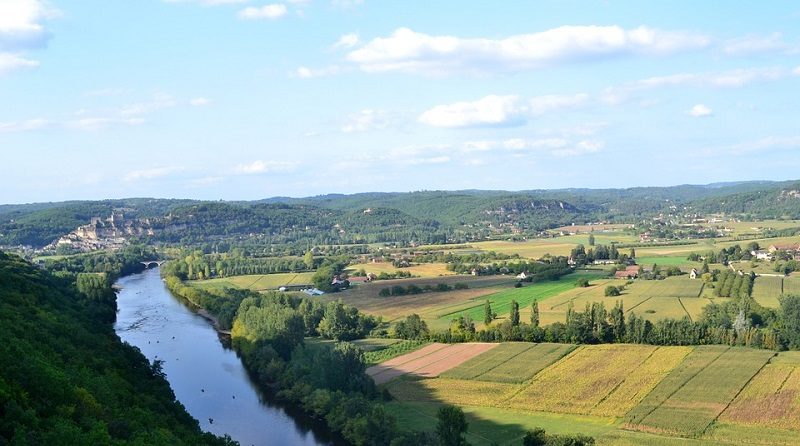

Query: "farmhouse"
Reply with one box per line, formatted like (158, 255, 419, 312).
(615, 265, 641, 279)
(690, 268, 698, 279)
(768, 243, 800, 253)
(516, 271, 530, 280)
(751, 250, 773, 261)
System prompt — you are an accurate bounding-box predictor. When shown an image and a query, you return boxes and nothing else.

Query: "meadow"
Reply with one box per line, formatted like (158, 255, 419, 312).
(752, 275, 784, 308)
(345, 261, 454, 278)
(437, 272, 604, 327)
(192, 272, 315, 292)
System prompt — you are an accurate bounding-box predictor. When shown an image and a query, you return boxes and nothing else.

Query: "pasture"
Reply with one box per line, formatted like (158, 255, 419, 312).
(784, 276, 800, 296)
(533, 276, 709, 324)
(192, 272, 315, 292)
(438, 272, 604, 326)
(752, 275, 784, 308)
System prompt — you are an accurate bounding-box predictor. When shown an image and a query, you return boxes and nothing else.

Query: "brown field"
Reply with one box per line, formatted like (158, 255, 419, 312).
(346, 262, 455, 278)
(552, 224, 634, 233)
(720, 352, 800, 430)
(330, 275, 515, 321)
(366, 343, 498, 385)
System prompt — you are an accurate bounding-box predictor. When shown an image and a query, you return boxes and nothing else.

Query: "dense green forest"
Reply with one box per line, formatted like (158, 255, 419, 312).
(3, 181, 800, 249)
(0, 252, 233, 445)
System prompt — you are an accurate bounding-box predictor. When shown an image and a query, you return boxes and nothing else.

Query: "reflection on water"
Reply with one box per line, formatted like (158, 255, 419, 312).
(114, 268, 331, 446)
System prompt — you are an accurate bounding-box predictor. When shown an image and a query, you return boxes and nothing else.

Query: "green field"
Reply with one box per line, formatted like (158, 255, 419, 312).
(784, 276, 800, 296)
(627, 347, 774, 436)
(752, 276, 784, 308)
(440, 343, 576, 383)
(535, 276, 707, 325)
(192, 272, 315, 292)
(438, 272, 603, 325)
(362, 339, 430, 365)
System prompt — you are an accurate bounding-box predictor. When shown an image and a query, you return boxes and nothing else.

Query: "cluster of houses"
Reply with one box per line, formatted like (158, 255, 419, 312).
(750, 244, 800, 261)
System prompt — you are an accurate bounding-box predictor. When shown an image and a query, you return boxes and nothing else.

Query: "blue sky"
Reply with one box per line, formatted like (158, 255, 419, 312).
(1, 0, 799, 204)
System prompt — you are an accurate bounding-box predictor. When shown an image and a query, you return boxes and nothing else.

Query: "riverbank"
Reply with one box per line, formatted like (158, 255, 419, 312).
(115, 268, 332, 446)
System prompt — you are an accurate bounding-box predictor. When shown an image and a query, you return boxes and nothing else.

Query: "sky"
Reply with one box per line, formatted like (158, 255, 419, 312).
(1, 0, 800, 204)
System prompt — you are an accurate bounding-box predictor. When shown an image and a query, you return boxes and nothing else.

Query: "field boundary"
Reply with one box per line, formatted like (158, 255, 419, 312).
(702, 351, 777, 436)
(590, 347, 659, 413)
(624, 347, 729, 429)
(677, 298, 692, 321)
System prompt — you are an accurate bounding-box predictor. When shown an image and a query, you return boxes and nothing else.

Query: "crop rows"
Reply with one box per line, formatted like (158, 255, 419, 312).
(507, 344, 659, 415)
(386, 377, 519, 407)
(625, 346, 728, 426)
(629, 347, 774, 436)
(720, 353, 800, 430)
(440, 343, 533, 380)
(476, 343, 577, 384)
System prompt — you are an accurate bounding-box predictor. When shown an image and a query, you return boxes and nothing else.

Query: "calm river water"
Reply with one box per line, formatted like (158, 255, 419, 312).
(113, 267, 332, 446)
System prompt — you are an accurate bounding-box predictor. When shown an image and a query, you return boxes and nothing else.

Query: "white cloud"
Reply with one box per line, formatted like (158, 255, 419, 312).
(164, 0, 251, 5)
(793, 66, 800, 76)
(238, 4, 288, 19)
(120, 93, 178, 116)
(722, 33, 796, 56)
(341, 109, 389, 133)
(65, 117, 145, 131)
(332, 0, 364, 9)
(190, 97, 211, 106)
(234, 160, 299, 174)
(0, 52, 38, 74)
(0, 118, 48, 133)
(332, 32, 359, 50)
(460, 137, 602, 157)
(293, 65, 342, 78)
(346, 26, 710, 75)
(0, 0, 56, 51)
(688, 104, 712, 117)
(419, 95, 525, 128)
(529, 93, 590, 115)
(124, 166, 184, 182)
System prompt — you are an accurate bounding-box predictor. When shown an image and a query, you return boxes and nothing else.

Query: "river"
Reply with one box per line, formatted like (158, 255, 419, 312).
(113, 268, 332, 446)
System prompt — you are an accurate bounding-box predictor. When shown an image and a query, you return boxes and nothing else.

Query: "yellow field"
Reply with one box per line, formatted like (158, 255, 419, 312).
(507, 344, 662, 415)
(470, 233, 638, 259)
(346, 262, 454, 278)
(591, 347, 693, 417)
(386, 377, 519, 407)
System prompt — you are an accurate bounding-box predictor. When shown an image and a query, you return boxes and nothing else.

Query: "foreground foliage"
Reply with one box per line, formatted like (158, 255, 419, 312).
(0, 252, 233, 445)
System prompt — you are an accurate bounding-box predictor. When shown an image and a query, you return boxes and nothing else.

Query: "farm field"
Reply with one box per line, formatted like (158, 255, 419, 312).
(345, 261, 454, 278)
(441, 343, 575, 383)
(191, 272, 315, 292)
(626, 347, 775, 436)
(719, 357, 800, 429)
(533, 276, 708, 325)
(374, 343, 800, 445)
(366, 342, 497, 385)
(752, 275, 784, 308)
(470, 233, 638, 259)
(438, 271, 604, 326)
(507, 344, 689, 416)
(784, 276, 800, 296)
(634, 256, 696, 268)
